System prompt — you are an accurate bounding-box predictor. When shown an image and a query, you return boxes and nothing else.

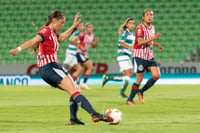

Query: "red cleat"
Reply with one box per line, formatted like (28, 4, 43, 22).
(137, 92, 144, 104)
(127, 101, 137, 105)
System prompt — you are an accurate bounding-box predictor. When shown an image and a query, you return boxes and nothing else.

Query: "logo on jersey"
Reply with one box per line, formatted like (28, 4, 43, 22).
(138, 64, 144, 71)
(41, 28, 46, 33)
(127, 35, 134, 40)
(137, 29, 142, 34)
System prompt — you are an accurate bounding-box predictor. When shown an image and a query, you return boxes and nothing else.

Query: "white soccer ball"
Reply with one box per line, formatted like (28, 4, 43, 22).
(105, 108, 122, 125)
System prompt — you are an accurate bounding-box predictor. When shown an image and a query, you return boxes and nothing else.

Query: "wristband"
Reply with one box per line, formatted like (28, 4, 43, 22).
(17, 47, 22, 52)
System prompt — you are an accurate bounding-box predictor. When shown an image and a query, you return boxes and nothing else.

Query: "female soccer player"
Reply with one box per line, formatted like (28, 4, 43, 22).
(63, 22, 84, 75)
(71, 23, 99, 90)
(9, 11, 112, 125)
(127, 9, 164, 105)
(102, 18, 135, 98)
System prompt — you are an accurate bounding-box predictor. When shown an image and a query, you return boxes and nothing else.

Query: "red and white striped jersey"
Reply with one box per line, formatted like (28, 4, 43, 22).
(132, 23, 155, 60)
(37, 26, 59, 67)
(76, 32, 95, 57)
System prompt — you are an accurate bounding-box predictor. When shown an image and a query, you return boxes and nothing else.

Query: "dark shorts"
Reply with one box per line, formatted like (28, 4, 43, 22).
(76, 53, 89, 63)
(133, 57, 159, 73)
(39, 62, 68, 87)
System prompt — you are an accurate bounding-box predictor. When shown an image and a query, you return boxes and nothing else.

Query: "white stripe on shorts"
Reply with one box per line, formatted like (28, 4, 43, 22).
(134, 59, 137, 73)
(80, 54, 86, 61)
(52, 68, 66, 78)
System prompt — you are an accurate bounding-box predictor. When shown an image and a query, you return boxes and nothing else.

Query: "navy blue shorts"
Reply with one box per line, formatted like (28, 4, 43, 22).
(39, 62, 68, 87)
(76, 53, 89, 63)
(133, 57, 159, 73)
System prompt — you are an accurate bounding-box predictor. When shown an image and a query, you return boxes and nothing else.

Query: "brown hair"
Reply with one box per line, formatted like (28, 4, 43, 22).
(32, 10, 65, 55)
(118, 18, 134, 35)
(85, 22, 92, 27)
(143, 9, 153, 16)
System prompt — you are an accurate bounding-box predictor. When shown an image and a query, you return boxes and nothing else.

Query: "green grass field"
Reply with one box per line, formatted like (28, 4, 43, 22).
(0, 85, 200, 133)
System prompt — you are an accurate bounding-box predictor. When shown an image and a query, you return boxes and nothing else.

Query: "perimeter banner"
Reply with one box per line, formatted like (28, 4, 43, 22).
(0, 62, 200, 75)
(0, 75, 31, 85)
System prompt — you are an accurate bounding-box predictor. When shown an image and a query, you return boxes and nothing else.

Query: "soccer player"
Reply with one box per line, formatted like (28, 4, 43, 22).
(9, 11, 112, 125)
(127, 9, 164, 105)
(102, 18, 135, 98)
(63, 22, 84, 75)
(63, 22, 84, 85)
(71, 23, 99, 90)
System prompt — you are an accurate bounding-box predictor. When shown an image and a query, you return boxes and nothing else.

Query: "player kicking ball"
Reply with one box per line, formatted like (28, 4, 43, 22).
(9, 11, 113, 125)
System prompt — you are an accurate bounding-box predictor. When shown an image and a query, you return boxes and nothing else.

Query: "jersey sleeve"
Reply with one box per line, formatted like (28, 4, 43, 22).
(38, 27, 51, 41)
(78, 33, 85, 40)
(119, 31, 126, 42)
(136, 26, 144, 38)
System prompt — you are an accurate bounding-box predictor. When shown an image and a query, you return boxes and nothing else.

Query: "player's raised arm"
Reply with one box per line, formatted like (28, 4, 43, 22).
(58, 13, 81, 42)
(9, 35, 42, 56)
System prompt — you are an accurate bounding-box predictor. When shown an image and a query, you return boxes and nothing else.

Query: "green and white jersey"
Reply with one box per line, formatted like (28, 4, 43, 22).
(117, 29, 135, 61)
(66, 30, 80, 56)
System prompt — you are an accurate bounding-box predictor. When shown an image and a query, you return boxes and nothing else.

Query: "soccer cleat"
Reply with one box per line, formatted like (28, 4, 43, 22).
(127, 101, 137, 105)
(68, 118, 86, 125)
(102, 74, 108, 88)
(81, 83, 90, 90)
(137, 91, 144, 104)
(92, 113, 113, 123)
(118, 93, 128, 98)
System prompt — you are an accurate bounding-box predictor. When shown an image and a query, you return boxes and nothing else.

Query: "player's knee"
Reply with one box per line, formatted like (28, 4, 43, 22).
(124, 69, 132, 77)
(153, 74, 160, 80)
(90, 65, 94, 72)
(128, 71, 133, 77)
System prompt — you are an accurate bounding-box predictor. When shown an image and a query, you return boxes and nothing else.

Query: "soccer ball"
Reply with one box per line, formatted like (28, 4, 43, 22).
(105, 108, 122, 125)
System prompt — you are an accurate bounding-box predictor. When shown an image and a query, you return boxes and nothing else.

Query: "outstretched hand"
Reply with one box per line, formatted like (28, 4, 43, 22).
(158, 44, 164, 52)
(73, 12, 82, 27)
(9, 49, 18, 56)
(95, 39, 99, 45)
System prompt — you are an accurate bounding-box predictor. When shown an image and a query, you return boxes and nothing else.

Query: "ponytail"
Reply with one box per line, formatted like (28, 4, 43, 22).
(32, 43, 39, 55)
(45, 15, 52, 26)
(118, 22, 127, 35)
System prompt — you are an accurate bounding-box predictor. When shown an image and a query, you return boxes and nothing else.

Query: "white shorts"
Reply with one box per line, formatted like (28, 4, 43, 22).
(63, 54, 77, 67)
(118, 59, 133, 72)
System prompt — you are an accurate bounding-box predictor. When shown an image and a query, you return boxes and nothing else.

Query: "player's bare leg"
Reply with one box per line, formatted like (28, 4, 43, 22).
(137, 66, 161, 104)
(72, 63, 84, 81)
(81, 60, 94, 90)
(127, 72, 144, 105)
(59, 75, 113, 124)
(119, 69, 133, 98)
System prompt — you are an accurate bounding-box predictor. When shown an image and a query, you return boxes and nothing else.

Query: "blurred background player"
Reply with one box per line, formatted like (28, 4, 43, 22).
(127, 9, 164, 105)
(71, 23, 99, 90)
(63, 22, 84, 74)
(63, 22, 84, 84)
(102, 18, 135, 98)
(9, 11, 112, 125)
